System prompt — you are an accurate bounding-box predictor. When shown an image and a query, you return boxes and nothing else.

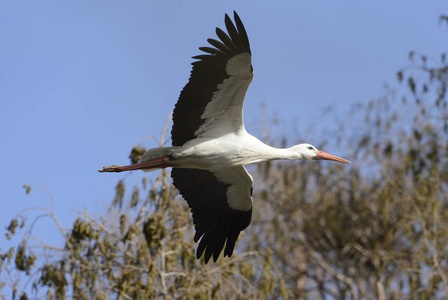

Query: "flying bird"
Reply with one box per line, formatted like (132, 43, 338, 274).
(99, 11, 350, 264)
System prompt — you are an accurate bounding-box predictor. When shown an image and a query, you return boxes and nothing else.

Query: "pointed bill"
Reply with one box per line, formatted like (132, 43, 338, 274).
(316, 150, 351, 163)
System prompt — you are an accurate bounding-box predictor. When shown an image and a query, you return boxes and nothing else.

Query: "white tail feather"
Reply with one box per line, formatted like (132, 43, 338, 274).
(139, 147, 178, 172)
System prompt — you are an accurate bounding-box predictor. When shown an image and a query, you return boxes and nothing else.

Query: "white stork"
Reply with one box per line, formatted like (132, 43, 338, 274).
(100, 11, 350, 264)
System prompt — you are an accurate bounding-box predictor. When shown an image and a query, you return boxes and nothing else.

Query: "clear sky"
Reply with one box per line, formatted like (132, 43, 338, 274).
(1, 1, 447, 249)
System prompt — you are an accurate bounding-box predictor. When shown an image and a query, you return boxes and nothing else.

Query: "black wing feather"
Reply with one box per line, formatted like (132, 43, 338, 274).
(207, 38, 232, 54)
(171, 11, 252, 146)
(215, 28, 237, 51)
(171, 168, 252, 264)
(198, 46, 223, 55)
(224, 14, 241, 49)
(234, 12, 251, 54)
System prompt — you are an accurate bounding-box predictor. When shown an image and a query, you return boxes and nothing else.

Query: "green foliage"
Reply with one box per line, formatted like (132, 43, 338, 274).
(14, 242, 35, 275)
(129, 146, 147, 165)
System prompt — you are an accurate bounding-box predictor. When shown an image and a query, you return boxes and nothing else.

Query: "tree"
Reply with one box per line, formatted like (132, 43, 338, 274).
(245, 29, 448, 298)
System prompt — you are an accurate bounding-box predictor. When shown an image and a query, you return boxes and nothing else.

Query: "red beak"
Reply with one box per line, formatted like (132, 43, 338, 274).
(315, 150, 351, 163)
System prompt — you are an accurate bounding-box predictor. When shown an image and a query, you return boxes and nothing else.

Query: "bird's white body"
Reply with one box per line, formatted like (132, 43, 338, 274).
(100, 12, 349, 263)
(142, 132, 313, 170)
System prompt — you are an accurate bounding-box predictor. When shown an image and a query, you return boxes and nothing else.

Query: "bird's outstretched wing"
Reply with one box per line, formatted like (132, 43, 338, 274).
(171, 166, 253, 263)
(171, 11, 253, 146)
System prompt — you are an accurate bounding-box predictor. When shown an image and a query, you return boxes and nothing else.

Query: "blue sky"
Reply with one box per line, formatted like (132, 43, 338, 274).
(1, 1, 447, 249)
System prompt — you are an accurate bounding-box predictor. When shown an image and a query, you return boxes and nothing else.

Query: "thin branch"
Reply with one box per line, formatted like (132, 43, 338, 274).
(309, 249, 360, 300)
(414, 203, 448, 294)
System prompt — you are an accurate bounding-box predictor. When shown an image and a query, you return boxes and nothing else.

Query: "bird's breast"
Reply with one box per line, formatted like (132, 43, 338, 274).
(173, 136, 253, 169)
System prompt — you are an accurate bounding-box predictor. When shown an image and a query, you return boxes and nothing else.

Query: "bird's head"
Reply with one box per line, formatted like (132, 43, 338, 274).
(292, 143, 351, 163)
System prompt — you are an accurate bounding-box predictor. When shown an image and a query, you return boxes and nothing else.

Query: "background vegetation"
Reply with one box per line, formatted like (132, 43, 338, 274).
(1, 15, 447, 300)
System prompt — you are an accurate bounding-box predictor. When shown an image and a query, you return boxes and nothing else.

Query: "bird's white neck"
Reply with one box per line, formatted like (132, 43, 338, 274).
(240, 138, 304, 165)
(261, 146, 303, 161)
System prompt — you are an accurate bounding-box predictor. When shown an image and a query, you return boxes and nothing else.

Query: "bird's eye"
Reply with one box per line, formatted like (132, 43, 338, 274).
(308, 146, 314, 150)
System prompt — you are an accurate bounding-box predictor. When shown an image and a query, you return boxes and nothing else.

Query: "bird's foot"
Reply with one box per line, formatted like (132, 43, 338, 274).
(98, 165, 123, 173)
